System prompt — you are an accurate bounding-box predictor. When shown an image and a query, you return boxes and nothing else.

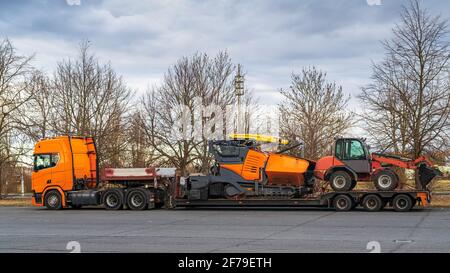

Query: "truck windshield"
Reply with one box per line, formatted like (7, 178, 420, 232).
(34, 154, 60, 171)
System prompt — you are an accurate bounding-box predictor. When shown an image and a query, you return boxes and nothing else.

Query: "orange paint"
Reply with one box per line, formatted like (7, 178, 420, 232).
(31, 136, 97, 207)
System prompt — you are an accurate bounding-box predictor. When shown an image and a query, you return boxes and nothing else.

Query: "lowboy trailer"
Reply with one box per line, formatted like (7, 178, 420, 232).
(31, 136, 436, 212)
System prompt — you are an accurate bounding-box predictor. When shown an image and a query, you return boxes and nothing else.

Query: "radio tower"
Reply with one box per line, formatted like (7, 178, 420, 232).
(234, 64, 244, 134)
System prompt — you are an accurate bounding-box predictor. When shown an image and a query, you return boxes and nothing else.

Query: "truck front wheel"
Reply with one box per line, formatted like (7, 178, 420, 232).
(44, 190, 62, 210)
(127, 189, 148, 210)
(103, 189, 124, 210)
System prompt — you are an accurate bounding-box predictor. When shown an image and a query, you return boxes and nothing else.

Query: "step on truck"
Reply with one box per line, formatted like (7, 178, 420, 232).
(31, 135, 440, 212)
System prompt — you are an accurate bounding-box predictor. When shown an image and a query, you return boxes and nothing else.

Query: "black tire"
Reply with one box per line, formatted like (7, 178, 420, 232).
(329, 171, 353, 191)
(362, 194, 383, 212)
(44, 190, 62, 210)
(333, 194, 354, 211)
(392, 194, 413, 212)
(102, 189, 124, 210)
(373, 170, 398, 191)
(126, 189, 148, 210)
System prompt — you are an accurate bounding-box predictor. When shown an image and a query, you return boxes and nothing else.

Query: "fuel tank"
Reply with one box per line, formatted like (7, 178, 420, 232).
(265, 154, 311, 186)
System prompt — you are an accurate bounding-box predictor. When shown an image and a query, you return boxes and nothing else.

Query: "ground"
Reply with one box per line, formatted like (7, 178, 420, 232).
(1, 206, 450, 253)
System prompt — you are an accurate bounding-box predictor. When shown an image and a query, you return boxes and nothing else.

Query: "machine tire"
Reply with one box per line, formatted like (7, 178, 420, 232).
(126, 189, 148, 210)
(44, 190, 63, 210)
(362, 194, 383, 212)
(373, 170, 398, 191)
(102, 189, 124, 210)
(392, 194, 413, 212)
(329, 171, 353, 191)
(333, 194, 354, 211)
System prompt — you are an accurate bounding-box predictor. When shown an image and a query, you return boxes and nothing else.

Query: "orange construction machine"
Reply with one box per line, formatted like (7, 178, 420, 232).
(314, 138, 441, 191)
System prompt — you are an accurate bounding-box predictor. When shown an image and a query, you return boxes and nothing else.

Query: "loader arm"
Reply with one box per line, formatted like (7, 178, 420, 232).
(371, 153, 442, 189)
(371, 153, 433, 169)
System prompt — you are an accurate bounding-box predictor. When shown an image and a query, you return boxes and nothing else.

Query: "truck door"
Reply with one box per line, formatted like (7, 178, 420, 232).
(32, 154, 54, 193)
(335, 139, 371, 174)
(49, 153, 68, 190)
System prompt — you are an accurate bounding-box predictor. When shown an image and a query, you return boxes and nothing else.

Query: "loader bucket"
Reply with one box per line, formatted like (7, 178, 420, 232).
(418, 164, 442, 189)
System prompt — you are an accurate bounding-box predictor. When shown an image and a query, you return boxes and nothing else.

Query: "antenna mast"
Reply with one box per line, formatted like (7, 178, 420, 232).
(234, 64, 245, 133)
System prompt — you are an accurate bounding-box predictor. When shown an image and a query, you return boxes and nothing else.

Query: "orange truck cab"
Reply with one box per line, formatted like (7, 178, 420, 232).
(31, 136, 169, 210)
(31, 136, 98, 209)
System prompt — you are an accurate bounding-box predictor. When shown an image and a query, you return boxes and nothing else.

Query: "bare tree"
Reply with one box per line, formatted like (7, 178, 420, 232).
(51, 41, 132, 167)
(141, 52, 236, 175)
(16, 70, 54, 142)
(359, 0, 450, 188)
(279, 66, 353, 160)
(123, 111, 160, 168)
(0, 39, 33, 197)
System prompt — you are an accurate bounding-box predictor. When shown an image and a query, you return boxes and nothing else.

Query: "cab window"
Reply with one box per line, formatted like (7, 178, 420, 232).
(213, 144, 241, 157)
(335, 139, 366, 160)
(348, 140, 365, 160)
(34, 154, 59, 171)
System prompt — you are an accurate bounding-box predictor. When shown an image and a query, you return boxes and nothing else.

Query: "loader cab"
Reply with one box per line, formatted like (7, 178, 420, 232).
(334, 138, 371, 174)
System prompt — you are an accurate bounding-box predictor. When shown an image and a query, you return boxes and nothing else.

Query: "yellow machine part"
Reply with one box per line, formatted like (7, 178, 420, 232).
(229, 133, 289, 145)
(265, 154, 310, 186)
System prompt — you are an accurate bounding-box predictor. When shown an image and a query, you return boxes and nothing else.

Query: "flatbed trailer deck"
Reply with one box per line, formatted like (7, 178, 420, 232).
(175, 190, 431, 212)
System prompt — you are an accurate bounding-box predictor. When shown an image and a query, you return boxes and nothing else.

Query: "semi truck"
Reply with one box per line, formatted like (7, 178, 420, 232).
(31, 135, 440, 212)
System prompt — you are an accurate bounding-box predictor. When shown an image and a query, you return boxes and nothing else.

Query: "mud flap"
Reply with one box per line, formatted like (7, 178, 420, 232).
(418, 164, 442, 189)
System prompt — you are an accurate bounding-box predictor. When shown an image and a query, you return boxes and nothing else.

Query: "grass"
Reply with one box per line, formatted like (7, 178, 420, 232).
(428, 195, 450, 207)
(0, 198, 32, 207)
(430, 179, 450, 192)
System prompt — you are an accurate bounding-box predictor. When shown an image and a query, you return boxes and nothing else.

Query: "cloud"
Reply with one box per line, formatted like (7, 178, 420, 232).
(0, 0, 449, 107)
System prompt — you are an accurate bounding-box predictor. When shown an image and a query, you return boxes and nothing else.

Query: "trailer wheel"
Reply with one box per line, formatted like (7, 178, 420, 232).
(362, 194, 383, 212)
(102, 189, 123, 210)
(373, 170, 398, 191)
(44, 190, 62, 210)
(392, 194, 413, 212)
(333, 194, 354, 211)
(126, 189, 148, 210)
(330, 171, 353, 191)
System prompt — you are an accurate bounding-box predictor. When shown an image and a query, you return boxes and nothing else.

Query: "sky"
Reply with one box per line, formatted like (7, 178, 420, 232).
(0, 0, 449, 111)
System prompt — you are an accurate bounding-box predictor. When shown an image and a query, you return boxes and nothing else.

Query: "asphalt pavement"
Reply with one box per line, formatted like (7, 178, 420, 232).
(1, 206, 449, 253)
